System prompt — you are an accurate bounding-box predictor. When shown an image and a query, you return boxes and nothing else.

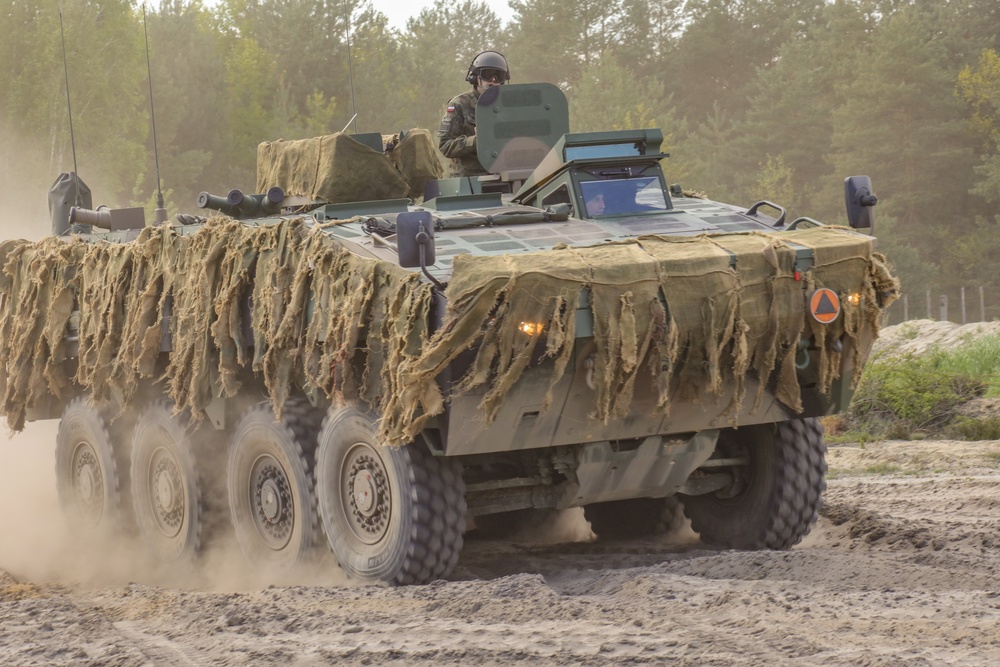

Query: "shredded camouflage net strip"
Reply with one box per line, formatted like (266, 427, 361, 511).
(0, 219, 897, 446)
(0, 219, 430, 436)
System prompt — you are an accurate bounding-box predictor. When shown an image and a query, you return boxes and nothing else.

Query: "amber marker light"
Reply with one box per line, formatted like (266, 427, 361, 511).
(519, 322, 544, 336)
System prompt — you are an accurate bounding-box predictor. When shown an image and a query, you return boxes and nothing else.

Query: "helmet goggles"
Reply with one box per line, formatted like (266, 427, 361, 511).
(477, 68, 507, 83)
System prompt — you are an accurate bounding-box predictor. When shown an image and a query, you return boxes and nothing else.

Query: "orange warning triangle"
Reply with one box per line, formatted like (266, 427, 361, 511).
(809, 289, 840, 324)
(815, 292, 838, 315)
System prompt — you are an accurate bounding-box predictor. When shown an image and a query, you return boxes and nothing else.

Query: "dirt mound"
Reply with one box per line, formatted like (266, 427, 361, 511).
(872, 319, 1000, 357)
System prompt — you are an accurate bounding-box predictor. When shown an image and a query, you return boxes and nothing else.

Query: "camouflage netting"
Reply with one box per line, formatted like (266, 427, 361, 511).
(384, 226, 899, 443)
(0, 219, 897, 446)
(0, 218, 431, 435)
(256, 129, 442, 204)
(385, 129, 445, 201)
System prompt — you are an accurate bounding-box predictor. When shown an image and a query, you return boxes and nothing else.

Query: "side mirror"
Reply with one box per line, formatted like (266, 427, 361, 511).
(396, 211, 435, 269)
(844, 176, 878, 229)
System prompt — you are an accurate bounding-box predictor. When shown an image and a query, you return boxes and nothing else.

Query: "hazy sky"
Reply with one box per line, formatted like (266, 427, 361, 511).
(193, 0, 514, 37)
(360, 0, 514, 32)
(348, 0, 514, 30)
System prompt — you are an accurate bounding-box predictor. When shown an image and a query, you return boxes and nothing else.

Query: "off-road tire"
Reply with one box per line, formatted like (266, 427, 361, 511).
(54, 396, 130, 535)
(227, 399, 323, 569)
(584, 496, 686, 540)
(680, 418, 827, 550)
(316, 406, 466, 585)
(130, 399, 202, 561)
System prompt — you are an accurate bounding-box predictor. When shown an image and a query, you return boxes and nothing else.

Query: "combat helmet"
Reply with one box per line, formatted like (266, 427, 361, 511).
(465, 50, 510, 85)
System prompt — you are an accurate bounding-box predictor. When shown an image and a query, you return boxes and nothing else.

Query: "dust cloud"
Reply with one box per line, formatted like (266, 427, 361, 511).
(0, 129, 58, 242)
(0, 418, 354, 592)
(0, 422, 66, 581)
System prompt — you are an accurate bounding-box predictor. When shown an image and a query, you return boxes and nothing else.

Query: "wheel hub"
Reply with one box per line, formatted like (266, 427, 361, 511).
(352, 472, 377, 514)
(251, 458, 293, 549)
(156, 471, 174, 507)
(72, 444, 103, 522)
(150, 450, 183, 534)
(261, 478, 281, 521)
(343, 447, 390, 545)
(78, 461, 96, 502)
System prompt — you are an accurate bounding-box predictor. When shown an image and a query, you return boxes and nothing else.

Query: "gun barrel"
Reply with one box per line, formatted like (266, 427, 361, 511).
(198, 187, 285, 218)
(197, 191, 238, 217)
(261, 186, 285, 215)
(69, 206, 111, 228)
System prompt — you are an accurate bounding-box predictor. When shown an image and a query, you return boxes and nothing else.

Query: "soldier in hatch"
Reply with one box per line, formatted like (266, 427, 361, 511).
(438, 51, 510, 177)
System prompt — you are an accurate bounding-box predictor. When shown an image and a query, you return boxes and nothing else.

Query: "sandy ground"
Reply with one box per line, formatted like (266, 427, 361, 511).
(2, 422, 999, 666)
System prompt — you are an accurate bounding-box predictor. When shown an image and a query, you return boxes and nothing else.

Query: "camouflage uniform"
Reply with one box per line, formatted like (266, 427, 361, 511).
(438, 88, 488, 177)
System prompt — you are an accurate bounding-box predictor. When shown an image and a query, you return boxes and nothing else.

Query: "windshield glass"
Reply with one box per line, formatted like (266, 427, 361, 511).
(579, 177, 668, 217)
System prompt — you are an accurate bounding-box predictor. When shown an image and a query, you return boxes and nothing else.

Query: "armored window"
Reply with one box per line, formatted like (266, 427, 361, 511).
(579, 177, 667, 217)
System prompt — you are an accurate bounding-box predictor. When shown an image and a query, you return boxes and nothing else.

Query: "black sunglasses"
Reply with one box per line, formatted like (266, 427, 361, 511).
(478, 68, 506, 83)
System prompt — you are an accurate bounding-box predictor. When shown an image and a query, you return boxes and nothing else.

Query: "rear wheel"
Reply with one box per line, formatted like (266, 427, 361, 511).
(680, 418, 826, 550)
(54, 396, 129, 535)
(316, 406, 466, 585)
(130, 399, 202, 561)
(227, 399, 323, 569)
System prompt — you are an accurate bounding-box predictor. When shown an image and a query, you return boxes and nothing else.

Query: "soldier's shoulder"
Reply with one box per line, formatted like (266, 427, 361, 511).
(448, 89, 477, 107)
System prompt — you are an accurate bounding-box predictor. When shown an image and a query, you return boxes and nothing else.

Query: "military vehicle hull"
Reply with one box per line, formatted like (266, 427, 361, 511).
(0, 84, 898, 585)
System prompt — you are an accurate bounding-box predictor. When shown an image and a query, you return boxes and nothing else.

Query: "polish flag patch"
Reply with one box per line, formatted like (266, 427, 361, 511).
(447, 105, 456, 113)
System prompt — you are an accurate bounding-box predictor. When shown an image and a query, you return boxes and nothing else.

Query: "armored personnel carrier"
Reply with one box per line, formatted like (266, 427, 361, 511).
(0, 83, 897, 585)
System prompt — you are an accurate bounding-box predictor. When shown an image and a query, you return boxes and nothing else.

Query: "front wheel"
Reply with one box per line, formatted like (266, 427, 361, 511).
(315, 407, 466, 586)
(680, 418, 827, 550)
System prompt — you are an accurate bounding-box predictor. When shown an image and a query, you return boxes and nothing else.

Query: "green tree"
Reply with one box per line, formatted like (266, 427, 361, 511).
(219, 35, 277, 188)
(731, 1, 874, 220)
(350, 7, 421, 133)
(669, 0, 824, 124)
(828, 3, 979, 290)
(951, 48, 1000, 285)
(670, 102, 739, 200)
(135, 0, 229, 214)
(214, 0, 350, 122)
(400, 0, 507, 132)
(0, 0, 147, 216)
(958, 48, 1000, 204)
(506, 0, 624, 88)
(571, 54, 668, 132)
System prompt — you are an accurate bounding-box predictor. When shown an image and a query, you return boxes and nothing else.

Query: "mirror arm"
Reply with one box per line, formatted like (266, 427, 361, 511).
(419, 238, 445, 290)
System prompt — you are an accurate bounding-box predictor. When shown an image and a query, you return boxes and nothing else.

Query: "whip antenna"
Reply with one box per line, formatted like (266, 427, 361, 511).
(342, 0, 358, 133)
(341, 113, 358, 134)
(142, 4, 167, 225)
(57, 0, 82, 207)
